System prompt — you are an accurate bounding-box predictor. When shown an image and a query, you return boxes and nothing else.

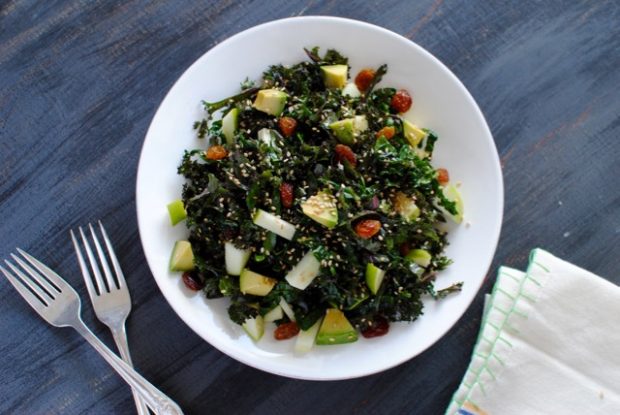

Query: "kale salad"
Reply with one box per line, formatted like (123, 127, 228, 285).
(166, 47, 464, 352)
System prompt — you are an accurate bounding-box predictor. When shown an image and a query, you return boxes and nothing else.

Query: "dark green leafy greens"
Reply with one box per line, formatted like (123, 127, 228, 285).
(180, 48, 462, 336)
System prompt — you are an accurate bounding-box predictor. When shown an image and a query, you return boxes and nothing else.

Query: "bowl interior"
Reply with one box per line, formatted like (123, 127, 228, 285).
(136, 16, 503, 380)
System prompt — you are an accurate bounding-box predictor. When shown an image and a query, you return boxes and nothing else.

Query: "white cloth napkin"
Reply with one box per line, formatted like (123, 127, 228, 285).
(446, 248, 620, 415)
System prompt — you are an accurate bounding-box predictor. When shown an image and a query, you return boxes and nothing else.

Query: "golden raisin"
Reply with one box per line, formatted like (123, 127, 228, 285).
(354, 219, 381, 239)
(205, 145, 228, 160)
(334, 144, 357, 167)
(391, 89, 412, 113)
(355, 68, 376, 92)
(274, 322, 300, 340)
(278, 116, 297, 138)
(437, 168, 450, 185)
(376, 126, 395, 140)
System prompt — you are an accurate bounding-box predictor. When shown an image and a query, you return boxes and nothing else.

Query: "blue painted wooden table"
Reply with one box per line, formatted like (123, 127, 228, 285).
(1, 1, 619, 414)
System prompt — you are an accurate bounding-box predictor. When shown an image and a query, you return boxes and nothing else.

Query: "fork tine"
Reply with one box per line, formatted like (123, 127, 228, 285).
(6, 258, 55, 303)
(12, 252, 62, 295)
(1, 264, 48, 313)
(78, 226, 108, 294)
(89, 223, 118, 291)
(16, 248, 68, 292)
(71, 229, 99, 301)
(5, 259, 56, 303)
(98, 221, 127, 289)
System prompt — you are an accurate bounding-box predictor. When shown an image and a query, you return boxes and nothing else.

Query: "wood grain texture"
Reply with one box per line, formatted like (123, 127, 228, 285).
(1, 1, 619, 413)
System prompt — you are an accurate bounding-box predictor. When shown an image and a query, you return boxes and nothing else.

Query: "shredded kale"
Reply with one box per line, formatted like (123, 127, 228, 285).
(177, 47, 463, 339)
(304, 47, 348, 65)
(228, 302, 258, 324)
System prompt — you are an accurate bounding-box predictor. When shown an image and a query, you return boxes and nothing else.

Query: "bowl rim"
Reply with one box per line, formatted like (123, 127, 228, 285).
(136, 15, 504, 380)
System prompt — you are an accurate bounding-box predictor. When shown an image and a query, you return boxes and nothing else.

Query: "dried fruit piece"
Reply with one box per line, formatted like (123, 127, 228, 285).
(334, 144, 357, 167)
(354, 68, 375, 92)
(205, 145, 228, 160)
(361, 316, 389, 338)
(278, 116, 297, 137)
(354, 219, 381, 239)
(376, 126, 395, 140)
(182, 272, 204, 291)
(437, 168, 450, 185)
(390, 89, 412, 113)
(280, 182, 294, 208)
(274, 321, 300, 340)
(367, 195, 380, 210)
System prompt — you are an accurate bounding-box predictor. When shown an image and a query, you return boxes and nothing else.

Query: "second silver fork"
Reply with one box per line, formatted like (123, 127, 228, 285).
(71, 222, 150, 415)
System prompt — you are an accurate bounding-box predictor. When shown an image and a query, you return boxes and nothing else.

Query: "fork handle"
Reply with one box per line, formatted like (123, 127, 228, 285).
(73, 321, 183, 415)
(112, 327, 152, 415)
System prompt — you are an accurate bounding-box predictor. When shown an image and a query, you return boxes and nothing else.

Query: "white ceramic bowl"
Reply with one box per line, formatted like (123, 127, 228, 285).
(136, 16, 503, 380)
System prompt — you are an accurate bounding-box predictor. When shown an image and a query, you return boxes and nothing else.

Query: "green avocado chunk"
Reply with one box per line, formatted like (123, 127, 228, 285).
(169, 240, 194, 271)
(365, 263, 386, 295)
(253, 89, 288, 116)
(301, 191, 338, 228)
(329, 115, 368, 145)
(316, 308, 358, 345)
(222, 107, 239, 145)
(402, 119, 427, 147)
(329, 118, 355, 144)
(242, 315, 264, 342)
(320, 64, 348, 89)
(166, 199, 187, 226)
(239, 269, 277, 296)
(406, 249, 432, 268)
(441, 184, 464, 224)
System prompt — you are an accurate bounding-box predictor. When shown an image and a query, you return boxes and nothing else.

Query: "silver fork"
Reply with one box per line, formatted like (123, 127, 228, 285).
(0, 249, 183, 415)
(71, 222, 150, 415)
